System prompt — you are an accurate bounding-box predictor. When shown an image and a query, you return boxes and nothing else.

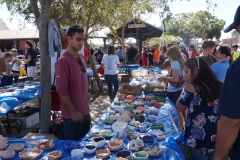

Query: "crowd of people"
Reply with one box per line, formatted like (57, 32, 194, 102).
(0, 40, 39, 87)
(0, 5, 240, 160)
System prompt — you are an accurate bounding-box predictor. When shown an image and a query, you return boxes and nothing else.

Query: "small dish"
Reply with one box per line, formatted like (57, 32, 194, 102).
(84, 143, 97, 154)
(0, 149, 15, 159)
(93, 137, 105, 148)
(150, 129, 164, 136)
(71, 149, 84, 158)
(147, 115, 156, 122)
(108, 139, 123, 151)
(37, 140, 54, 150)
(104, 117, 114, 125)
(136, 106, 145, 112)
(157, 134, 166, 141)
(126, 130, 137, 140)
(96, 149, 111, 159)
(19, 148, 42, 160)
(47, 150, 62, 160)
(132, 151, 149, 160)
(142, 135, 155, 143)
(151, 122, 164, 130)
(116, 150, 132, 160)
(88, 134, 104, 141)
(8, 143, 24, 152)
(100, 130, 113, 138)
(129, 139, 144, 151)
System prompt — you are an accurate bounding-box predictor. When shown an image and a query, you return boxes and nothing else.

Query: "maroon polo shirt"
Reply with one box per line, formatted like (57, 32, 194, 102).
(55, 51, 89, 119)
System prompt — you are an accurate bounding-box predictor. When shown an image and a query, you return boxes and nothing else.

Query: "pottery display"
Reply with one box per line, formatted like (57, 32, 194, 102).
(112, 122, 127, 137)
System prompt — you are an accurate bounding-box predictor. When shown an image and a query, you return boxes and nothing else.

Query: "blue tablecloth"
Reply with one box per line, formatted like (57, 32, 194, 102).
(80, 98, 185, 160)
(0, 85, 41, 116)
(118, 65, 141, 71)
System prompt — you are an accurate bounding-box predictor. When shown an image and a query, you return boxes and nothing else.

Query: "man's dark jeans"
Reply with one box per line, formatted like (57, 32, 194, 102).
(104, 74, 119, 101)
(63, 114, 91, 140)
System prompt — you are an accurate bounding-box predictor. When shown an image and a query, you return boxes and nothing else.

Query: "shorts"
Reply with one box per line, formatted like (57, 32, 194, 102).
(27, 66, 36, 78)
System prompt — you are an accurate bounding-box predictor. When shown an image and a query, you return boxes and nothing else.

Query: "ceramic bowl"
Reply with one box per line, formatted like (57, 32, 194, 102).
(136, 106, 145, 112)
(142, 122, 149, 126)
(47, 150, 62, 160)
(142, 135, 155, 143)
(126, 130, 137, 140)
(147, 115, 156, 122)
(132, 151, 149, 160)
(151, 122, 164, 130)
(104, 117, 114, 125)
(157, 134, 166, 141)
(100, 130, 113, 138)
(139, 124, 148, 133)
(88, 134, 104, 141)
(116, 150, 132, 160)
(84, 143, 97, 154)
(143, 146, 162, 157)
(150, 129, 164, 137)
(71, 149, 84, 158)
(93, 137, 105, 148)
(112, 122, 127, 137)
(134, 113, 145, 123)
(96, 149, 111, 159)
(150, 108, 158, 115)
(108, 139, 123, 151)
(117, 114, 131, 123)
(144, 109, 151, 114)
(125, 107, 134, 113)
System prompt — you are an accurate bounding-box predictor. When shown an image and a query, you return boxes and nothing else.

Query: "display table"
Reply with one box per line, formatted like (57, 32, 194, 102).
(118, 64, 141, 71)
(0, 83, 41, 133)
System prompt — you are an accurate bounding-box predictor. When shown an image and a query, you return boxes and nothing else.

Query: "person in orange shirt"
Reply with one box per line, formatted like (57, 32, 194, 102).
(153, 45, 160, 67)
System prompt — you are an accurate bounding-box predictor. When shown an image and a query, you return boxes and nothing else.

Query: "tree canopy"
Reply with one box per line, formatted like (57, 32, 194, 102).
(165, 11, 225, 45)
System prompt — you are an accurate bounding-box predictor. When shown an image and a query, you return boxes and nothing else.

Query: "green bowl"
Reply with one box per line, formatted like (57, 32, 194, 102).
(125, 107, 134, 113)
(133, 151, 149, 160)
(104, 117, 114, 125)
(100, 131, 113, 138)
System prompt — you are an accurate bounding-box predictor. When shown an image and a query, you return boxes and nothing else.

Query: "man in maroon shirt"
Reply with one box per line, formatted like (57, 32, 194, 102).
(55, 25, 91, 140)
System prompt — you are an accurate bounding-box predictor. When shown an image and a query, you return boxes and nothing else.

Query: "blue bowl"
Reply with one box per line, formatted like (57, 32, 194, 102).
(143, 135, 155, 143)
(116, 150, 132, 159)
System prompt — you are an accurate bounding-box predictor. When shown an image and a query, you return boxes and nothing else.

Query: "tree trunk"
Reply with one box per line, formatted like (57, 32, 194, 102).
(39, 0, 52, 133)
(84, 39, 103, 92)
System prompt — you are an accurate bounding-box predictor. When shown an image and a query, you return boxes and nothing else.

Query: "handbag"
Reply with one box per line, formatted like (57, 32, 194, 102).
(168, 67, 185, 87)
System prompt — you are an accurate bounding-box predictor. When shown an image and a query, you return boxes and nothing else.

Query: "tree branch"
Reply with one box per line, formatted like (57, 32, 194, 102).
(30, 0, 40, 25)
(56, 0, 73, 23)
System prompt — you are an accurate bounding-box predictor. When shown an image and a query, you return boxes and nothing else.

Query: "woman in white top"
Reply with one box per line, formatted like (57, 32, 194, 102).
(159, 45, 186, 129)
(11, 48, 21, 83)
(101, 46, 120, 102)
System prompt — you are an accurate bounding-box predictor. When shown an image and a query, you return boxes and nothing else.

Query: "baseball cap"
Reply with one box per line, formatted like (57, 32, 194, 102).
(224, 6, 240, 33)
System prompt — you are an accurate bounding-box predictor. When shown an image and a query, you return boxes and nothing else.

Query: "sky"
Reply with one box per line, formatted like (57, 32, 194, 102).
(0, 0, 238, 42)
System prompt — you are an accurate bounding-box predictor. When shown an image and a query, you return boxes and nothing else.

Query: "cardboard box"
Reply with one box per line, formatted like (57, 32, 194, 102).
(144, 86, 166, 97)
(120, 85, 142, 95)
(121, 75, 130, 82)
(12, 111, 39, 128)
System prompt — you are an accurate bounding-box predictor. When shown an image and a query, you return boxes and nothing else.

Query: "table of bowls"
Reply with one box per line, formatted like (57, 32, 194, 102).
(129, 73, 164, 87)
(0, 78, 41, 116)
(0, 94, 185, 160)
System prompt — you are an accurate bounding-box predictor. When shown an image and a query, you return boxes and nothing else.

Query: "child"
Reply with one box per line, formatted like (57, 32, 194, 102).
(1, 53, 19, 87)
(201, 40, 217, 66)
(176, 57, 222, 159)
(11, 48, 21, 83)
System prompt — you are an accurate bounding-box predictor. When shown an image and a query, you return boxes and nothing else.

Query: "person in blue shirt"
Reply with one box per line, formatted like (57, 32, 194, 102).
(210, 45, 233, 82)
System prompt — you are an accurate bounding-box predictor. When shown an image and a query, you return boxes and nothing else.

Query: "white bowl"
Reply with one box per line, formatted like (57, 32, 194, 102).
(112, 122, 127, 137)
(150, 130, 163, 136)
(84, 143, 97, 154)
(71, 149, 84, 158)
(92, 137, 105, 148)
(148, 115, 156, 121)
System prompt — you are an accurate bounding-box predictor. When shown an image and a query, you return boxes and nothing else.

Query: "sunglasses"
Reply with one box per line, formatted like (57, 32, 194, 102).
(78, 57, 86, 73)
